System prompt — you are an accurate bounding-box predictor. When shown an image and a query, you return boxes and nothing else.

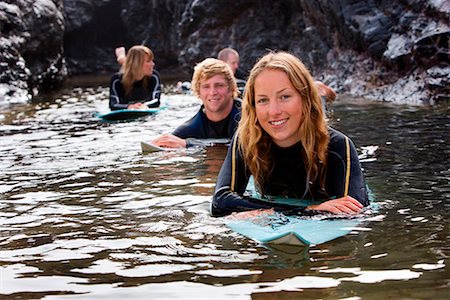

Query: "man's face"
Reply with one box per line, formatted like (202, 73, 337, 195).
(224, 54, 239, 75)
(199, 74, 233, 116)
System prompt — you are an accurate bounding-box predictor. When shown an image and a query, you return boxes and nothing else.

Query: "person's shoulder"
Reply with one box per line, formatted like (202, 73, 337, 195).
(235, 68, 247, 81)
(172, 107, 205, 137)
(110, 72, 123, 85)
(233, 99, 242, 107)
(230, 99, 242, 119)
(111, 72, 122, 80)
(328, 127, 358, 153)
(328, 127, 349, 146)
(142, 70, 160, 80)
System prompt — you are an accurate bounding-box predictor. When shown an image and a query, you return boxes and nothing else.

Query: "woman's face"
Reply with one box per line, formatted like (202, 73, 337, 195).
(141, 54, 155, 76)
(254, 69, 304, 148)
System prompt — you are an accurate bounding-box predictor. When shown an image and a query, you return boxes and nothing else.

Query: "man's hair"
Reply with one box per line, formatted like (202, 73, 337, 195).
(191, 58, 238, 99)
(217, 48, 239, 62)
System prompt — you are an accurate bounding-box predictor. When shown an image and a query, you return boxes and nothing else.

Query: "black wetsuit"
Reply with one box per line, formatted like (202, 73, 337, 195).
(235, 68, 248, 81)
(211, 128, 369, 217)
(172, 99, 242, 147)
(109, 71, 161, 110)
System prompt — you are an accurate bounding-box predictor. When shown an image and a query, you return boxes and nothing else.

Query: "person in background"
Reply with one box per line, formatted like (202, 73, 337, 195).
(151, 58, 241, 148)
(115, 46, 126, 66)
(315, 80, 337, 111)
(217, 47, 336, 106)
(109, 45, 161, 110)
(218, 47, 247, 96)
(211, 51, 368, 217)
(217, 47, 247, 81)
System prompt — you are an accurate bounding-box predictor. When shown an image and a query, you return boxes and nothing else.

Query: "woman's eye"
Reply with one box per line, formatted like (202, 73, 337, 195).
(280, 94, 291, 101)
(256, 98, 268, 104)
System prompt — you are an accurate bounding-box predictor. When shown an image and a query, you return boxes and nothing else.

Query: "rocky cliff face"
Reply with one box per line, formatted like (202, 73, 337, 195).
(0, 0, 65, 103)
(1, 0, 448, 105)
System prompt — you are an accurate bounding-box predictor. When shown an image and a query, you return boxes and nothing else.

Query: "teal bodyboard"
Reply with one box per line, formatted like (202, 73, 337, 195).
(97, 108, 163, 121)
(225, 177, 373, 246)
(226, 215, 361, 246)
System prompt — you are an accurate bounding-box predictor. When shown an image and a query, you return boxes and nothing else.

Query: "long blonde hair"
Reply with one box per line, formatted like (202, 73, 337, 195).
(191, 58, 239, 99)
(121, 45, 154, 95)
(238, 51, 329, 193)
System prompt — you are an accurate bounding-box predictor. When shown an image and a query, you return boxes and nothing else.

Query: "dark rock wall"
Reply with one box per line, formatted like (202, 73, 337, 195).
(1, 0, 448, 104)
(0, 0, 66, 103)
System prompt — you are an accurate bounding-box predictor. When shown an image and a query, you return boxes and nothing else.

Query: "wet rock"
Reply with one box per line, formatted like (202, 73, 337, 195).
(1, 0, 449, 105)
(0, 0, 66, 104)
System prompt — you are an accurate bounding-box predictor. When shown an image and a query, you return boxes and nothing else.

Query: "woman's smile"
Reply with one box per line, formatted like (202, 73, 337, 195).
(269, 118, 288, 126)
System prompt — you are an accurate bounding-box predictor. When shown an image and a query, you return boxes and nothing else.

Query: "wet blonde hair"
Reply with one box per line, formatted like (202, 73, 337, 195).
(238, 51, 329, 193)
(191, 58, 238, 99)
(121, 45, 154, 95)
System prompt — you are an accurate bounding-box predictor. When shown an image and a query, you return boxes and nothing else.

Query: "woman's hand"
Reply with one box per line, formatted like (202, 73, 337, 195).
(152, 133, 187, 148)
(306, 195, 363, 214)
(128, 102, 149, 110)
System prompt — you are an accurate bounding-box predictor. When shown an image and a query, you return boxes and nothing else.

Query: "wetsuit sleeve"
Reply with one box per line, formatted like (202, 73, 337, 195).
(327, 132, 369, 206)
(172, 109, 206, 140)
(143, 72, 162, 108)
(152, 71, 161, 101)
(109, 74, 128, 111)
(212, 136, 266, 216)
(172, 116, 200, 139)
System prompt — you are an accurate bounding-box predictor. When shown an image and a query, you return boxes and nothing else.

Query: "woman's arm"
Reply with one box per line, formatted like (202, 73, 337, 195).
(151, 71, 162, 101)
(212, 136, 296, 217)
(309, 130, 368, 214)
(109, 74, 129, 111)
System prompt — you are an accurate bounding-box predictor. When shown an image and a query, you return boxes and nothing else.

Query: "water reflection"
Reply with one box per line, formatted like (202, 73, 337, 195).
(0, 85, 448, 299)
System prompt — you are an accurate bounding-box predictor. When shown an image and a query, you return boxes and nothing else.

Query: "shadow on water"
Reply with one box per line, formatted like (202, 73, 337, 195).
(0, 83, 449, 299)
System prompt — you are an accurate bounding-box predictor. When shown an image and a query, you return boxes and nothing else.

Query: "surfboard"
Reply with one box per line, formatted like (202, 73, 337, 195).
(226, 213, 362, 246)
(97, 108, 163, 121)
(225, 177, 375, 247)
(141, 141, 167, 153)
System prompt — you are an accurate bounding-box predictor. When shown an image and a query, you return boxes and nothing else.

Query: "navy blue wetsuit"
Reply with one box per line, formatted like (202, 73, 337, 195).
(211, 128, 369, 217)
(173, 99, 242, 147)
(109, 71, 161, 110)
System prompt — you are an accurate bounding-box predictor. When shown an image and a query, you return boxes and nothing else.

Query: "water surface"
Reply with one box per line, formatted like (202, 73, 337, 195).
(0, 84, 448, 299)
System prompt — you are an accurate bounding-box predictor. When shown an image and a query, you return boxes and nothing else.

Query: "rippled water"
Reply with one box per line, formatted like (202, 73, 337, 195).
(0, 83, 449, 299)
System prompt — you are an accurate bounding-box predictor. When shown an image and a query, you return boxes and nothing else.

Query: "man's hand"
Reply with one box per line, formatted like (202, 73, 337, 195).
(152, 133, 187, 148)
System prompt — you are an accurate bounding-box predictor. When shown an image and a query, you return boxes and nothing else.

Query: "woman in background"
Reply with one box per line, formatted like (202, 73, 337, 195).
(109, 45, 161, 110)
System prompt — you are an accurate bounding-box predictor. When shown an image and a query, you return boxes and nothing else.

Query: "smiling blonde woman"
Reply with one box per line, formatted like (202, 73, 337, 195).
(212, 51, 368, 217)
